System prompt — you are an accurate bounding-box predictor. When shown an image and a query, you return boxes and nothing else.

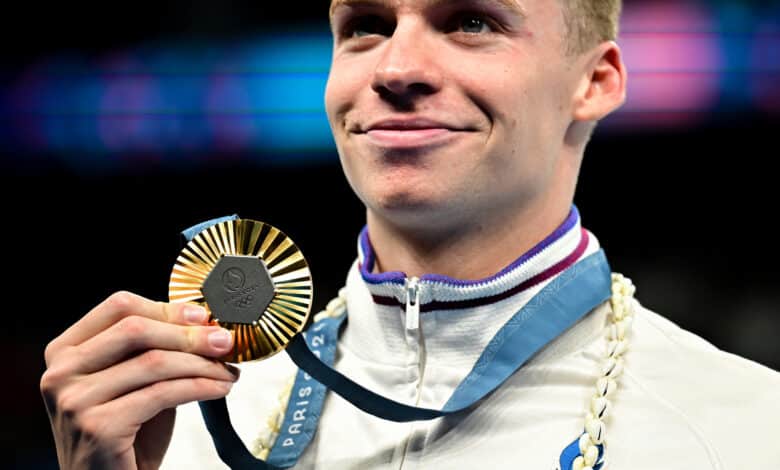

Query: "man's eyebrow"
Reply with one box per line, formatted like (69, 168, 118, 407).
(329, 0, 388, 20)
(329, 0, 526, 20)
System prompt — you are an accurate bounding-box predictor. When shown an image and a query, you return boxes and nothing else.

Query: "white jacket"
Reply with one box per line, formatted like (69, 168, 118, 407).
(163, 216, 780, 469)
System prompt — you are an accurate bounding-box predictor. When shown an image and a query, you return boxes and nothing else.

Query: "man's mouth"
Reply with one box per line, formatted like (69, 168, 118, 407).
(357, 118, 469, 149)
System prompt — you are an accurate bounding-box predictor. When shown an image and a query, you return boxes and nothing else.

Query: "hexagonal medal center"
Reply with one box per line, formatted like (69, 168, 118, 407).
(202, 255, 275, 325)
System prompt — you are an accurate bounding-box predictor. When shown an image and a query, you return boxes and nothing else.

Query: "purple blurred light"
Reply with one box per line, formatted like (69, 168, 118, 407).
(205, 73, 256, 151)
(750, 22, 780, 112)
(98, 56, 165, 152)
(616, 1, 721, 127)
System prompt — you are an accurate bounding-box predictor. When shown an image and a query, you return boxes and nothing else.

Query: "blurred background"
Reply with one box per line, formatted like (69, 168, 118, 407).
(3, 0, 779, 467)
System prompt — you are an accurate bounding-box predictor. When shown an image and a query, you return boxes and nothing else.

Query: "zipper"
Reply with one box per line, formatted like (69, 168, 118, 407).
(399, 276, 424, 470)
(404, 276, 421, 330)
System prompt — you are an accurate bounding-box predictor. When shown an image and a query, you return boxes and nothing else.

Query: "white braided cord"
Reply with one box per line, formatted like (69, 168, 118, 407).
(568, 273, 636, 470)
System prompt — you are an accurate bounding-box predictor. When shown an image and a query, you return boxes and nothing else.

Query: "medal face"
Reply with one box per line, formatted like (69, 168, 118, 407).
(169, 219, 313, 362)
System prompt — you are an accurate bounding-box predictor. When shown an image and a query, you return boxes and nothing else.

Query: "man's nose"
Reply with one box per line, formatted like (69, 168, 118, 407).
(371, 21, 442, 100)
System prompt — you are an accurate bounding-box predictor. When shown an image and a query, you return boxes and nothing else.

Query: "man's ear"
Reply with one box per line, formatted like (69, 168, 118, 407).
(572, 41, 627, 122)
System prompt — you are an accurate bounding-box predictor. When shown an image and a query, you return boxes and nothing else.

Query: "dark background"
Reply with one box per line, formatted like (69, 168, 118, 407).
(3, 1, 779, 468)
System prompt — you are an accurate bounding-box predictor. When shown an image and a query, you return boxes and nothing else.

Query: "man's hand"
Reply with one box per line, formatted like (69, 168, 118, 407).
(40, 291, 240, 470)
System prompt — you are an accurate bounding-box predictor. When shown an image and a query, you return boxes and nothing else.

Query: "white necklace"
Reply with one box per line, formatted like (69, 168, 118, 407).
(561, 273, 636, 470)
(253, 276, 636, 470)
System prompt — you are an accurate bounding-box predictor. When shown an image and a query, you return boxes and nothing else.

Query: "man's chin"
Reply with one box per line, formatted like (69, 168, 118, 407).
(375, 191, 436, 212)
(370, 194, 460, 230)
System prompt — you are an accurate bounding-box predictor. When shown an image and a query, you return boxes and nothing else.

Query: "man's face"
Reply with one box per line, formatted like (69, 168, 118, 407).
(326, 0, 584, 229)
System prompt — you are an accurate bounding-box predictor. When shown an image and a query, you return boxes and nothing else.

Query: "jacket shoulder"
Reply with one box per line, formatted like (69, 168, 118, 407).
(621, 301, 780, 467)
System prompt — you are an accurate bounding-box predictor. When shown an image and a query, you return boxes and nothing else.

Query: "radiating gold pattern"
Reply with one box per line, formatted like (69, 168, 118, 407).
(169, 219, 313, 363)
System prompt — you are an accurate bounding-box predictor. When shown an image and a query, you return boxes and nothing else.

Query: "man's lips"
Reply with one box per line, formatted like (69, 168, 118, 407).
(365, 128, 453, 148)
(355, 118, 472, 149)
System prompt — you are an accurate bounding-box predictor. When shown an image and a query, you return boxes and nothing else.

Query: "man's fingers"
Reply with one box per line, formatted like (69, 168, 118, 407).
(61, 351, 240, 411)
(55, 316, 233, 375)
(81, 377, 235, 441)
(45, 291, 209, 366)
(40, 291, 231, 469)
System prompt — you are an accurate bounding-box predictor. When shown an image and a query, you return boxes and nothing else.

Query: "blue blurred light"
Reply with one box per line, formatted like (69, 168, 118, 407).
(1, 5, 779, 168)
(1, 29, 335, 165)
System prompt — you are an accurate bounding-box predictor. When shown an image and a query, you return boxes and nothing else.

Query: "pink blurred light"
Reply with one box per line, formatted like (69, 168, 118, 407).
(614, 1, 722, 128)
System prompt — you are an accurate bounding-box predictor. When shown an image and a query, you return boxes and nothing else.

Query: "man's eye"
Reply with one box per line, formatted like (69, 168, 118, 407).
(346, 15, 394, 38)
(457, 15, 492, 34)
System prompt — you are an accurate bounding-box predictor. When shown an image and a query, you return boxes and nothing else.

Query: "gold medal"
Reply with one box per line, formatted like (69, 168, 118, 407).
(168, 219, 313, 363)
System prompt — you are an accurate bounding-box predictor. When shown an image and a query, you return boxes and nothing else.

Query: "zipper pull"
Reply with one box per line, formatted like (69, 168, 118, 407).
(405, 276, 421, 331)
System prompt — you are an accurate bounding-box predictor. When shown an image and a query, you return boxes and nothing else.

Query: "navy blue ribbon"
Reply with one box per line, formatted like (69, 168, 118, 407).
(185, 216, 612, 470)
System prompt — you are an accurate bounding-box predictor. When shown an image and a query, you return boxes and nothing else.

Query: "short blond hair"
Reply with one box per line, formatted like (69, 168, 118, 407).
(562, 0, 622, 55)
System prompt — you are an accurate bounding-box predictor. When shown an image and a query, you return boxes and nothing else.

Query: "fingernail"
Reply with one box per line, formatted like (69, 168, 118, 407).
(223, 363, 241, 379)
(208, 329, 233, 349)
(218, 380, 234, 392)
(183, 304, 208, 323)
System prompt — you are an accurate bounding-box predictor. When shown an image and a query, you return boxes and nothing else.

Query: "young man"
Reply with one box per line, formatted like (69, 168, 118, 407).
(41, 0, 780, 469)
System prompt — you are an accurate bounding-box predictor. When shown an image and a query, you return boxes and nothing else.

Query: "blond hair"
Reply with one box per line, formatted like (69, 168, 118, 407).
(562, 0, 622, 55)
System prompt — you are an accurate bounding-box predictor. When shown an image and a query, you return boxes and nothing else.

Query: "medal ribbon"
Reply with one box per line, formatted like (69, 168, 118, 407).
(186, 217, 612, 470)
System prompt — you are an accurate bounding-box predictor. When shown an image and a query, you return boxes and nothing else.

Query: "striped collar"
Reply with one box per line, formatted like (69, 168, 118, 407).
(357, 205, 598, 312)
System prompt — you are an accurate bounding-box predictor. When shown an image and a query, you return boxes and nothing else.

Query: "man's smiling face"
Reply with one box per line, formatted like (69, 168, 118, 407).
(325, 0, 587, 230)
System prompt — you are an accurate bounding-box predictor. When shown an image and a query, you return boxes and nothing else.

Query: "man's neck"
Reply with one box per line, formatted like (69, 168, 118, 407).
(365, 198, 572, 280)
